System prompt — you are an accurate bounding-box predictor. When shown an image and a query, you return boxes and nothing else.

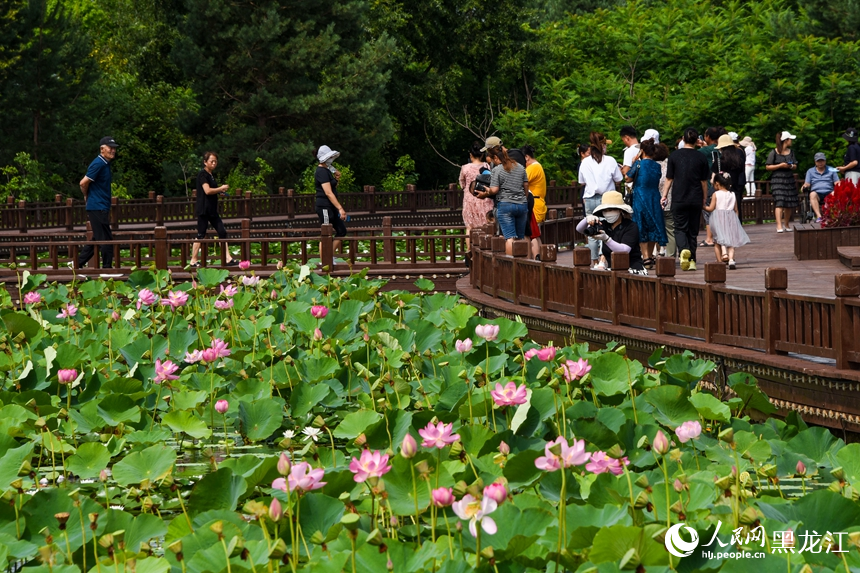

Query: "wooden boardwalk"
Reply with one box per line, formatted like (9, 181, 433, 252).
(555, 221, 847, 297)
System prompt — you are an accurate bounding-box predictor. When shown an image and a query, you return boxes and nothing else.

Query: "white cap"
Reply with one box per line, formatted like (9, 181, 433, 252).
(780, 131, 797, 141)
(677, 140, 685, 149)
(642, 129, 660, 143)
(728, 131, 739, 142)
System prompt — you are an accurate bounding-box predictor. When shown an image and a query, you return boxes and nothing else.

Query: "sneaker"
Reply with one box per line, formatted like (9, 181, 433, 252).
(594, 261, 607, 271)
(728, 260, 736, 270)
(687, 260, 697, 271)
(679, 249, 692, 271)
(777, 229, 784, 233)
(816, 217, 823, 223)
(785, 227, 793, 232)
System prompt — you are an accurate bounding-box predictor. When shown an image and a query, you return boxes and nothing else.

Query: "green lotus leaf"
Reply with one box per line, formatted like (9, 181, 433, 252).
(112, 444, 176, 487)
(290, 383, 330, 419)
(589, 524, 669, 567)
(66, 442, 111, 478)
(689, 391, 731, 423)
(332, 410, 382, 440)
(195, 268, 230, 287)
(239, 398, 284, 441)
(642, 384, 699, 426)
(297, 493, 344, 541)
(162, 410, 212, 439)
(188, 467, 247, 515)
(97, 394, 141, 426)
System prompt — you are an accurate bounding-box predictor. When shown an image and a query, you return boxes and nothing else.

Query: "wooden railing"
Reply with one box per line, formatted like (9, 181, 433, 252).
(0, 179, 799, 233)
(469, 230, 860, 370)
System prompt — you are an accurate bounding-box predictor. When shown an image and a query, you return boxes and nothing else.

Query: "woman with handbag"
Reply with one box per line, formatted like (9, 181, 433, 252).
(459, 142, 493, 252)
(765, 131, 799, 233)
(626, 139, 667, 269)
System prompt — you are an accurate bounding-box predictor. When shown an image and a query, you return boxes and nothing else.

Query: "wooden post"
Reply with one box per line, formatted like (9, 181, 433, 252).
(367, 185, 376, 214)
(110, 197, 119, 231)
(65, 198, 74, 231)
(655, 256, 676, 335)
(278, 187, 285, 216)
(156, 195, 164, 227)
(448, 183, 457, 210)
(17, 200, 26, 233)
(610, 252, 629, 325)
(241, 218, 251, 262)
(407, 184, 417, 212)
(573, 247, 591, 318)
(471, 230, 482, 289)
(244, 191, 253, 220)
(320, 223, 334, 271)
(703, 262, 726, 344)
(764, 267, 788, 355)
(154, 225, 168, 270)
(382, 216, 395, 264)
(835, 274, 860, 370)
(287, 188, 295, 219)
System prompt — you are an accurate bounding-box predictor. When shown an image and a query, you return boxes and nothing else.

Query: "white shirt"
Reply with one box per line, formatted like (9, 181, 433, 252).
(622, 144, 640, 168)
(578, 155, 623, 198)
(744, 146, 756, 166)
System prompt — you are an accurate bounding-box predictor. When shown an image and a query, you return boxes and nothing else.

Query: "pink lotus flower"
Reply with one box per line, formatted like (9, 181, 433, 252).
(586, 451, 629, 476)
(286, 461, 326, 492)
(418, 421, 460, 449)
(214, 298, 234, 310)
(535, 436, 590, 472)
(796, 460, 807, 476)
(185, 350, 203, 363)
(311, 305, 328, 319)
(23, 292, 41, 305)
(277, 453, 291, 476)
(349, 450, 392, 483)
(562, 358, 591, 382)
(201, 348, 218, 363)
(238, 260, 251, 270)
(498, 441, 510, 456)
(483, 483, 507, 505)
(674, 420, 702, 443)
(490, 382, 528, 407)
(455, 338, 472, 353)
(272, 477, 287, 492)
(400, 434, 417, 459)
(154, 359, 179, 384)
(219, 284, 238, 298)
(162, 290, 188, 309)
(269, 498, 282, 522)
(536, 346, 557, 361)
(242, 275, 259, 287)
(452, 494, 498, 538)
(270, 289, 278, 300)
(58, 369, 77, 385)
(111, 310, 121, 322)
(474, 324, 499, 341)
(136, 289, 157, 310)
(431, 487, 455, 507)
(313, 328, 323, 341)
(524, 348, 539, 361)
(214, 400, 229, 414)
(653, 430, 670, 455)
(210, 338, 231, 358)
(58, 303, 77, 319)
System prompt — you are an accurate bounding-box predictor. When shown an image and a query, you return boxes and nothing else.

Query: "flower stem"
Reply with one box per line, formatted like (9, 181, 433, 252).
(410, 461, 421, 546)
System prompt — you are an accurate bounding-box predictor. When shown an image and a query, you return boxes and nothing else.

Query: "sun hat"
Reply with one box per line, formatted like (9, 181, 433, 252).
(716, 134, 735, 149)
(480, 136, 502, 152)
(739, 136, 755, 149)
(842, 128, 858, 143)
(814, 152, 827, 161)
(728, 132, 739, 142)
(642, 129, 660, 143)
(780, 131, 797, 141)
(593, 191, 633, 215)
(317, 145, 340, 164)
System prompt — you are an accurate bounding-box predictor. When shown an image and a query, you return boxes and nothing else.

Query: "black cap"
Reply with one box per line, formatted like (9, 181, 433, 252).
(99, 136, 119, 148)
(843, 128, 858, 143)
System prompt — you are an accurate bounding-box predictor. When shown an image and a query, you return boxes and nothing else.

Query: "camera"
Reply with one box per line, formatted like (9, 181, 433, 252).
(471, 172, 492, 195)
(582, 217, 608, 237)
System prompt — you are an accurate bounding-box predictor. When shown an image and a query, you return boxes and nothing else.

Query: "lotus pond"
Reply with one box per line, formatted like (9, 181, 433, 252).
(1, 264, 859, 573)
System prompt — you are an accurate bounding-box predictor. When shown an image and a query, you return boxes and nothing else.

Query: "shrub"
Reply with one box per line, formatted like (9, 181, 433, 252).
(225, 157, 274, 194)
(0, 152, 62, 202)
(380, 155, 419, 191)
(821, 179, 860, 228)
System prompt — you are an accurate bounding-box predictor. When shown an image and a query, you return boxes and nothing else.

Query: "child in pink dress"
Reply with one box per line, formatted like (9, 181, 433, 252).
(704, 173, 750, 269)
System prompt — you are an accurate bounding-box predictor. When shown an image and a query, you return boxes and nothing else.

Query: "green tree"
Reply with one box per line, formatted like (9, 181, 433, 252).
(172, 0, 395, 189)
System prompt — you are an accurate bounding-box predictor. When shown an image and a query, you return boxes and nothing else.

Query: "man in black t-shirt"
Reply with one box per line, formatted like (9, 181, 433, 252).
(662, 129, 710, 271)
(190, 152, 237, 267)
(315, 145, 347, 253)
(838, 128, 860, 185)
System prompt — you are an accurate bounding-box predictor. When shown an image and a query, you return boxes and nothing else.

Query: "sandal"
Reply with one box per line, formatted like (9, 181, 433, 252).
(698, 240, 715, 247)
(642, 258, 655, 269)
(190, 261, 201, 268)
(721, 254, 729, 263)
(225, 260, 239, 267)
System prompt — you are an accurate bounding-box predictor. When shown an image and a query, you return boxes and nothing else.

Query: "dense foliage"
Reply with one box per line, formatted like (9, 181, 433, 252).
(0, 0, 858, 195)
(0, 265, 859, 572)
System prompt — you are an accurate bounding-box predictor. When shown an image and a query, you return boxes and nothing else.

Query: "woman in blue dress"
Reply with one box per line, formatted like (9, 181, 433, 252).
(626, 139, 668, 268)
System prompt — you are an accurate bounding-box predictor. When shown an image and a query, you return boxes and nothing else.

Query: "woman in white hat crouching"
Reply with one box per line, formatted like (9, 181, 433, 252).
(575, 190, 647, 274)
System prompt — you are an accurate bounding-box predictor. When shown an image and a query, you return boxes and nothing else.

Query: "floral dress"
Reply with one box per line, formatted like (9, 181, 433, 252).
(459, 162, 494, 228)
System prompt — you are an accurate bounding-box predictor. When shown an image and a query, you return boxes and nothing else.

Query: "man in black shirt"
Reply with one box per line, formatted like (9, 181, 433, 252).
(190, 152, 237, 267)
(838, 128, 860, 185)
(663, 129, 710, 271)
(315, 145, 347, 253)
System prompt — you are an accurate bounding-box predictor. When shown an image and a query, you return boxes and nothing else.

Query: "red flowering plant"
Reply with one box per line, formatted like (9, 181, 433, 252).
(821, 179, 860, 227)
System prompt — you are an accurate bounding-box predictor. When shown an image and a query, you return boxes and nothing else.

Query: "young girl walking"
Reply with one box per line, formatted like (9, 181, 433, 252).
(704, 173, 750, 269)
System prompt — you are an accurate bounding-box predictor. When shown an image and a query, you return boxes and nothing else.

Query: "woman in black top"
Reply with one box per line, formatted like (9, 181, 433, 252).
(765, 131, 799, 233)
(190, 152, 237, 267)
(314, 145, 347, 254)
(575, 190, 646, 273)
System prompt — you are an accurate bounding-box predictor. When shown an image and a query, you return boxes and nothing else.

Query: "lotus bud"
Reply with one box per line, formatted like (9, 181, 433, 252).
(277, 453, 291, 476)
(498, 441, 510, 456)
(718, 427, 734, 443)
(652, 430, 669, 455)
(400, 434, 417, 459)
(99, 469, 109, 482)
(269, 499, 283, 522)
(313, 328, 323, 341)
(673, 479, 685, 493)
(214, 400, 229, 414)
(387, 558, 394, 571)
(796, 460, 807, 476)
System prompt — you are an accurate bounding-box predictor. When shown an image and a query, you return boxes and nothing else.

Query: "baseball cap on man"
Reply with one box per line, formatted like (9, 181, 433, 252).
(99, 136, 119, 148)
(642, 129, 660, 143)
(780, 131, 797, 141)
(814, 152, 827, 162)
(481, 136, 502, 151)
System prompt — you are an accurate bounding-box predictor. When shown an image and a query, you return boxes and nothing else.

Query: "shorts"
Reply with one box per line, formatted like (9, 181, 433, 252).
(496, 202, 527, 240)
(810, 189, 831, 201)
(196, 213, 228, 240)
(316, 206, 348, 237)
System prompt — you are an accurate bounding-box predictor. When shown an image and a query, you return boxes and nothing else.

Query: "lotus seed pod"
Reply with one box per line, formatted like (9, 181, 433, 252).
(365, 529, 384, 546)
(268, 539, 287, 559)
(633, 491, 650, 509)
(670, 500, 683, 514)
(739, 507, 759, 525)
(718, 427, 734, 443)
(830, 467, 844, 481)
(634, 475, 650, 488)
